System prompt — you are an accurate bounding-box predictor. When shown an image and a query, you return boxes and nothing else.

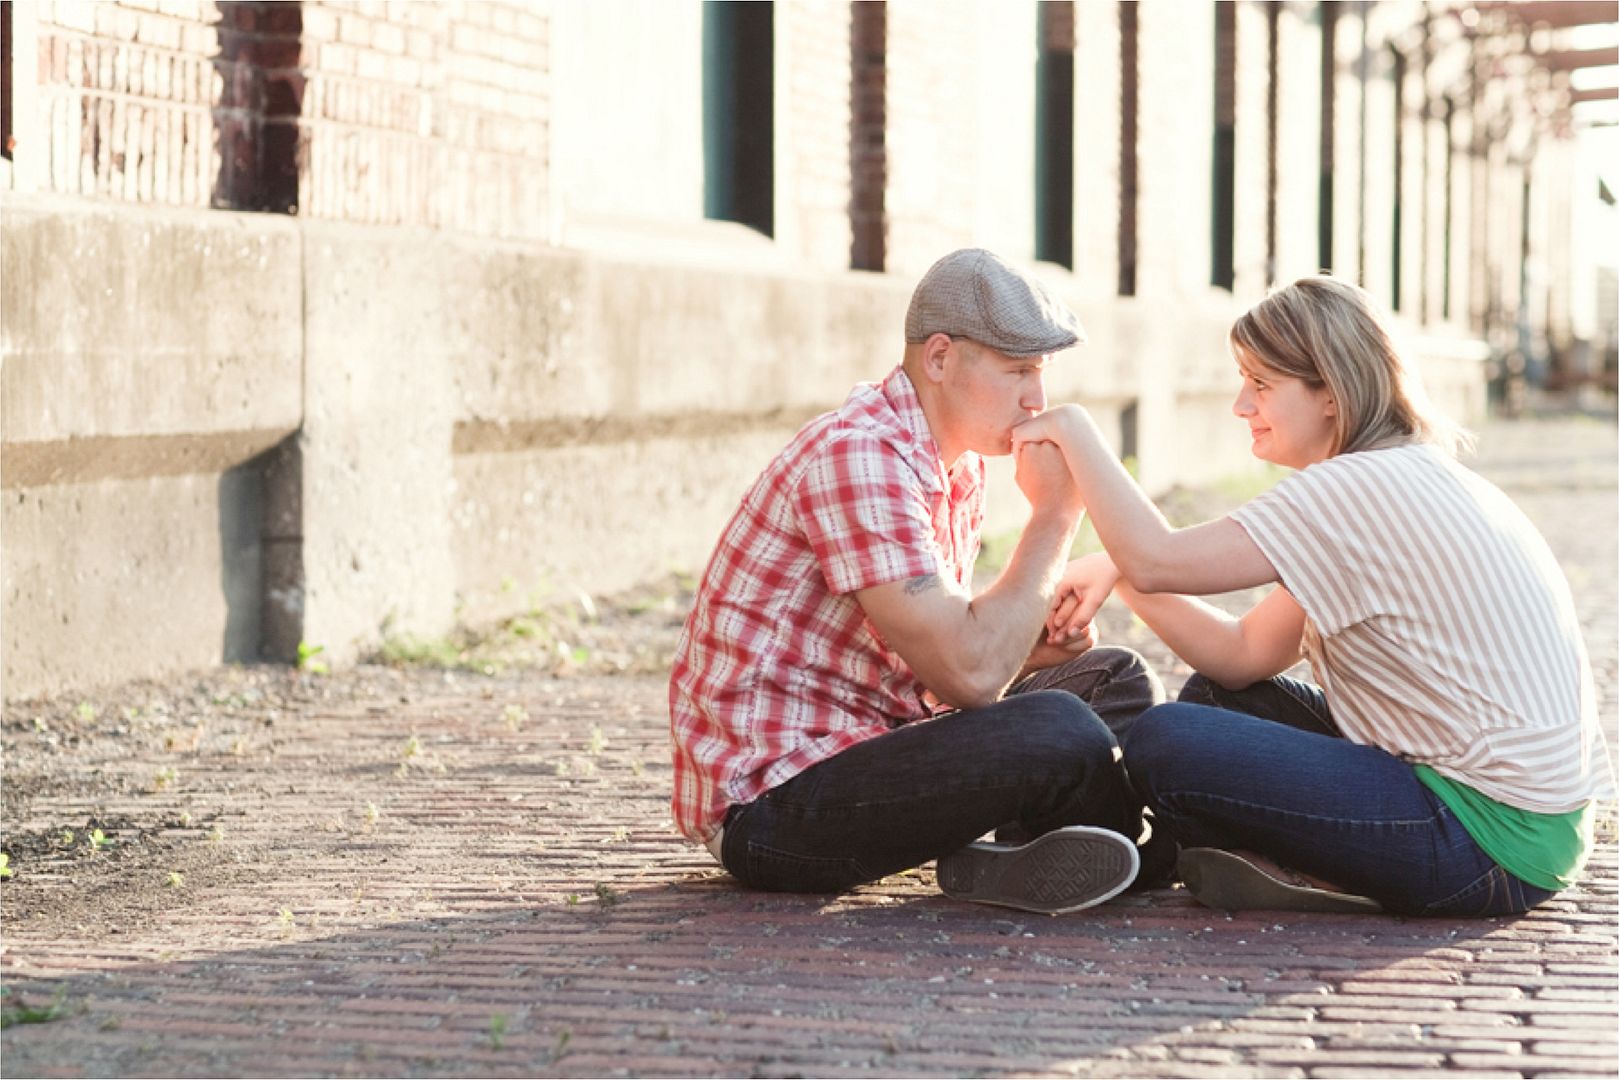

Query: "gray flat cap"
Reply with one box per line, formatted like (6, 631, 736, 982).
(904, 248, 1086, 357)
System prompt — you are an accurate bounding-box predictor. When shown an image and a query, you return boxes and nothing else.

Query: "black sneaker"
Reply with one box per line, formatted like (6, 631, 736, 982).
(936, 826, 1140, 914)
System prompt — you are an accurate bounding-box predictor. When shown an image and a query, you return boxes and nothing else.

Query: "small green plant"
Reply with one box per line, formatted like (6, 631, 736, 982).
(208, 825, 225, 845)
(402, 735, 422, 760)
(177, 810, 193, 828)
(0, 853, 12, 880)
(587, 726, 608, 755)
(564, 893, 580, 906)
(487, 1013, 508, 1050)
(76, 702, 96, 722)
(297, 641, 329, 674)
(278, 908, 295, 927)
(629, 759, 645, 778)
(551, 1028, 572, 1061)
(363, 802, 380, 826)
(31, 716, 45, 733)
(609, 826, 629, 844)
(59, 829, 75, 848)
(501, 704, 527, 731)
(88, 828, 112, 851)
(165, 871, 184, 888)
(594, 882, 622, 909)
(0, 987, 68, 1029)
(152, 766, 178, 792)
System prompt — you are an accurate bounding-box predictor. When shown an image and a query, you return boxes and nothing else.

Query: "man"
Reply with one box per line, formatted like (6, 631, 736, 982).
(669, 249, 1163, 913)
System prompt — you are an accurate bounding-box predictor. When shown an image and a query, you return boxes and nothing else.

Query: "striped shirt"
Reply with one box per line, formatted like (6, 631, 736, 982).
(669, 368, 985, 843)
(1232, 442, 1615, 813)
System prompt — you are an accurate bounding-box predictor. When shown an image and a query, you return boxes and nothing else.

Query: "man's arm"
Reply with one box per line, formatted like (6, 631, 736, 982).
(855, 441, 1082, 710)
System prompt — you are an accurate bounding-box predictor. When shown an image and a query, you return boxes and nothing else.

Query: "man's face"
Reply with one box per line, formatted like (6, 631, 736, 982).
(941, 339, 1052, 456)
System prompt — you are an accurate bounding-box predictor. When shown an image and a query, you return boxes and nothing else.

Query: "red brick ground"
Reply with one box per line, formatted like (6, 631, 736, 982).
(3, 417, 1615, 1078)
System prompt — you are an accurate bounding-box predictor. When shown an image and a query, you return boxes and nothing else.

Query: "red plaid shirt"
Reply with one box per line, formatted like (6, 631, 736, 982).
(669, 367, 985, 842)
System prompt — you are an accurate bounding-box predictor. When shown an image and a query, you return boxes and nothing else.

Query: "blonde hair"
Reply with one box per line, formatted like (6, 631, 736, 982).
(1229, 276, 1469, 457)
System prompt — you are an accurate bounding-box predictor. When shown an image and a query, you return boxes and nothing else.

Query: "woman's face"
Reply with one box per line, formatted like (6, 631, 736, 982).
(1231, 354, 1338, 469)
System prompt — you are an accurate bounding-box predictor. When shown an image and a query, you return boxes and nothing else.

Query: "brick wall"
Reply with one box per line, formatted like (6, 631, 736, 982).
(780, 0, 851, 272)
(883, 0, 985, 278)
(296, 0, 547, 238)
(31, 0, 226, 206)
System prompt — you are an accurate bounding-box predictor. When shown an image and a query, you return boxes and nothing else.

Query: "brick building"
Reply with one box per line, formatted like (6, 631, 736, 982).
(2, 1, 1613, 696)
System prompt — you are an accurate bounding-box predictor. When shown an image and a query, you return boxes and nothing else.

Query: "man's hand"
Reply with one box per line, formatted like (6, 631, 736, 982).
(1048, 552, 1120, 642)
(1013, 437, 1082, 521)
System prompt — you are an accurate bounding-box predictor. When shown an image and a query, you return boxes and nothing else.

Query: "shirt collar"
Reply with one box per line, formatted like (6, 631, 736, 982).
(879, 366, 983, 500)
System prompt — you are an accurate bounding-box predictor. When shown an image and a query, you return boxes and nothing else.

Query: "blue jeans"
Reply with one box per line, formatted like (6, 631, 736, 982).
(1122, 674, 1558, 917)
(717, 647, 1164, 893)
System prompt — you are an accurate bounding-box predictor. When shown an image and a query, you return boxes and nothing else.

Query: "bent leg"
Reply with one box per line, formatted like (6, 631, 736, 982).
(1176, 672, 1338, 737)
(1122, 703, 1549, 916)
(1011, 645, 1166, 741)
(720, 690, 1135, 893)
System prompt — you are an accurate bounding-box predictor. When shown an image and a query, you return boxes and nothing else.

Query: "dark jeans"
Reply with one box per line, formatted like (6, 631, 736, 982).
(1122, 674, 1558, 917)
(717, 646, 1165, 893)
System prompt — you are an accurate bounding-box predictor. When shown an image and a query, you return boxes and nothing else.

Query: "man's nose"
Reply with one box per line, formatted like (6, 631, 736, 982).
(1024, 374, 1048, 413)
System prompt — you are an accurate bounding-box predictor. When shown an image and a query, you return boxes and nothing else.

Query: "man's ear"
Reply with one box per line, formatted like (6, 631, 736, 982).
(919, 333, 954, 384)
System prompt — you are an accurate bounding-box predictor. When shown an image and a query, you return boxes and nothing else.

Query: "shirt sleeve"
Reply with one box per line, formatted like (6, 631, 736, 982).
(792, 431, 943, 595)
(1229, 458, 1388, 636)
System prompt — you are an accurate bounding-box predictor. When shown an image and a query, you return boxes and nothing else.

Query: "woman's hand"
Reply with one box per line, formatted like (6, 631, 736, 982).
(1048, 552, 1121, 642)
(1010, 404, 1084, 454)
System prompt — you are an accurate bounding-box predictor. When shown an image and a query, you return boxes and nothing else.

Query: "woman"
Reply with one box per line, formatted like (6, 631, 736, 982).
(1014, 276, 1613, 916)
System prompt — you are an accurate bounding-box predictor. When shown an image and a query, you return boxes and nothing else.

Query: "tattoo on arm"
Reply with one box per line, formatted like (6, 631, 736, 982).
(903, 574, 942, 596)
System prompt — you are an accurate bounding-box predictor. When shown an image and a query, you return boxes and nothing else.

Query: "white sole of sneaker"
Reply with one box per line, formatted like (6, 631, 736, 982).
(935, 826, 1140, 915)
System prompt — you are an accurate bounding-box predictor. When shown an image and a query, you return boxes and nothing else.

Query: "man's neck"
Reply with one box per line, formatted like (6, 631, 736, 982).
(901, 363, 964, 470)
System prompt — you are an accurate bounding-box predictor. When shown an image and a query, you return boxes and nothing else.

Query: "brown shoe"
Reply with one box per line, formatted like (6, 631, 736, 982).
(1178, 847, 1383, 914)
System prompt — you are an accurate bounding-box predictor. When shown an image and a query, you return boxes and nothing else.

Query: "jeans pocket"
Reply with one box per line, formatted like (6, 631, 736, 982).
(737, 841, 869, 894)
(1421, 864, 1556, 918)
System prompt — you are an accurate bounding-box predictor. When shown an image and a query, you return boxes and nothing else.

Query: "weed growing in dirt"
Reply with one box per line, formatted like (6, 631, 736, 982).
(594, 883, 622, 908)
(364, 802, 380, 826)
(151, 766, 178, 792)
(487, 1014, 508, 1050)
(502, 704, 527, 731)
(297, 641, 329, 675)
(0, 988, 68, 1029)
(0, 853, 12, 879)
(165, 871, 184, 888)
(76, 703, 96, 722)
(208, 825, 224, 844)
(88, 828, 112, 852)
(58, 829, 74, 848)
(587, 725, 608, 755)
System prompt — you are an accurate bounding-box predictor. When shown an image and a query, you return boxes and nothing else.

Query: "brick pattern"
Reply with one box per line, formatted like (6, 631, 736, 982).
(884, 0, 979, 278)
(296, 0, 548, 238)
(22, 0, 547, 235)
(781, 0, 851, 271)
(32, 0, 227, 206)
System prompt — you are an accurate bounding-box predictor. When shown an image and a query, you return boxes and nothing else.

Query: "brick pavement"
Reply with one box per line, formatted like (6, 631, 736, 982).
(2, 416, 1616, 1078)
